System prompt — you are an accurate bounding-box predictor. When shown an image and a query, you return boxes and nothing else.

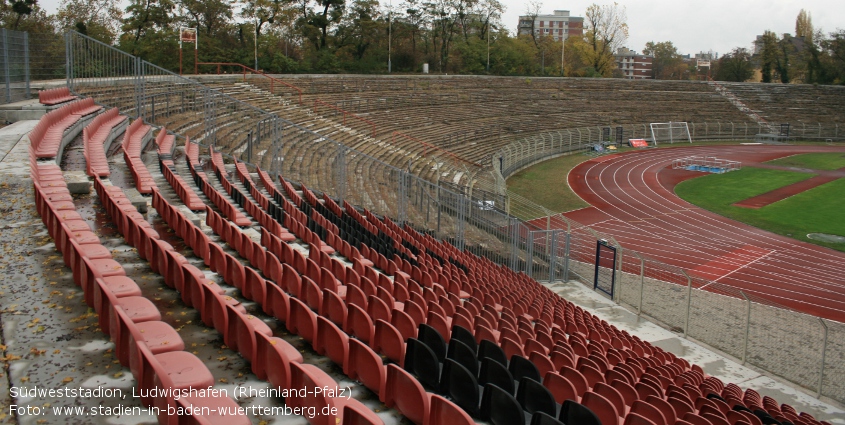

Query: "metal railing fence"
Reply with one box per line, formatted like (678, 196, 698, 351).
(65, 30, 844, 405)
(0, 29, 66, 105)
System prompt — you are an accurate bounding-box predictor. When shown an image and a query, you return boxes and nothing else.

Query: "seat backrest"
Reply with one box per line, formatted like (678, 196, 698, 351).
(530, 411, 565, 425)
(516, 377, 557, 418)
(479, 356, 515, 395)
(582, 391, 620, 425)
(543, 372, 579, 405)
(478, 339, 508, 366)
(418, 323, 447, 362)
(450, 325, 478, 354)
(447, 338, 478, 375)
(384, 363, 430, 425)
(509, 354, 542, 383)
(403, 338, 441, 390)
(428, 394, 475, 425)
(479, 383, 525, 425)
(439, 359, 480, 416)
(560, 399, 603, 425)
(631, 400, 667, 425)
(594, 382, 627, 417)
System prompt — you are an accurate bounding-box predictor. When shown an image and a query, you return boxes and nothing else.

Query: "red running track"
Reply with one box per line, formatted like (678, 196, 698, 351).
(564, 145, 845, 323)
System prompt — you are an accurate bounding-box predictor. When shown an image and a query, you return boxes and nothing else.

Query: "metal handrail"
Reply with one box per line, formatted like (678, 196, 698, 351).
(197, 62, 303, 104)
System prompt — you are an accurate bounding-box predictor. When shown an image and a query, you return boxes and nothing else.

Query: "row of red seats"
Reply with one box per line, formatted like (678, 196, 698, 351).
(155, 134, 205, 211)
(121, 119, 156, 194)
(83, 107, 126, 177)
(183, 142, 251, 226)
(92, 178, 249, 425)
(38, 87, 77, 105)
(230, 160, 298, 242)
(154, 127, 175, 157)
(29, 98, 101, 159)
(29, 112, 247, 425)
(150, 189, 389, 425)
(192, 172, 476, 425)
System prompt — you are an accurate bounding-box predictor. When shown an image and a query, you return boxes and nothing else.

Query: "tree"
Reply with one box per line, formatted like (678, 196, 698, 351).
(795, 9, 813, 44)
(715, 47, 753, 82)
(759, 30, 778, 83)
(583, 2, 628, 77)
(57, 0, 123, 42)
(523, 0, 541, 47)
(120, 0, 175, 56)
(643, 40, 684, 79)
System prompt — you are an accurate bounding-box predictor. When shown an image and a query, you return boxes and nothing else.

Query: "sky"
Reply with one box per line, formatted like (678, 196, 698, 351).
(499, 0, 843, 56)
(37, 0, 843, 57)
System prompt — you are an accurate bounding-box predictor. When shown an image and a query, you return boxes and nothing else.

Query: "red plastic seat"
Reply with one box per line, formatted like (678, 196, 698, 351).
(254, 332, 303, 387)
(315, 316, 349, 368)
(112, 306, 183, 381)
(631, 400, 667, 425)
(624, 412, 658, 425)
(544, 372, 581, 404)
(582, 391, 620, 425)
(372, 319, 406, 366)
(136, 343, 214, 424)
(288, 297, 318, 343)
(224, 304, 272, 363)
(346, 338, 387, 396)
(383, 364, 430, 425)
(345, 303, 374, 344)
(428, 394, 475, 425)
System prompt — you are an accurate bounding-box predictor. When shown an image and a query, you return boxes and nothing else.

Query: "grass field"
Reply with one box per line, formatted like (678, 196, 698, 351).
(507, 153, 591, 214)
(765, 152, 845, 170)
(675, 168, 845, 252)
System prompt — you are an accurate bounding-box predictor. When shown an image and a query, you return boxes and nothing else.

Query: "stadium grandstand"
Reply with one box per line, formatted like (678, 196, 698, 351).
(1, 29, 844, 425)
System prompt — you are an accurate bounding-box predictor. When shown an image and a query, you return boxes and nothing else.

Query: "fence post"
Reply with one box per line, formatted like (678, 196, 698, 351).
(563, 231, 570, 282)
(65, 32, 71, 90)
(635, 252, 644, 315)
(683, 270, 692, 338)
(740, 291, 751, 364)
(23, 31, 30, 99)
(3, 29, 10, 103)
(817, 318, 828, 398)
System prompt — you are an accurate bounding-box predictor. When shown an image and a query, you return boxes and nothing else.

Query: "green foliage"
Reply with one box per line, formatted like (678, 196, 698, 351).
(715, 47, 754, 82)
(644, 40, 685, 79)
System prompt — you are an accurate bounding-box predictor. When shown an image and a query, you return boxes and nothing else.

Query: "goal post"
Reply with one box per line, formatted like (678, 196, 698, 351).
(650, 122, 692, 145)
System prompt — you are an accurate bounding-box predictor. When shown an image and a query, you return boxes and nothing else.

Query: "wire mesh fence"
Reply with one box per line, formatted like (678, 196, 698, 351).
(0, 29, 66, 105)
(64, 30, 844, 405)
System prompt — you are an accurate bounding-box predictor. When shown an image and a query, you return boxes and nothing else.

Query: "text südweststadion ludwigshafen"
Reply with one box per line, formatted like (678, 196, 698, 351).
(10, 385, 352, 400)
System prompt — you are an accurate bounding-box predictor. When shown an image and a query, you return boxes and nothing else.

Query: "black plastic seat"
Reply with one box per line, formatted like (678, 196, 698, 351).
(439, 358, 480, 416)
(530, 411, 565, 425)
(418, 323, 447, 362)
(447, 338, 478, 375)
(404, 338, 441, 390)
(478, 338, 507, 366)
(516, 377, 557, 418)
(480, 383, 525, 425)
(478, 356, 515, 395)
(508, 354, 542, 383)
(754, 409, 783, 425)
(451, 325, 477, 354)
(559, 399, 602, 425)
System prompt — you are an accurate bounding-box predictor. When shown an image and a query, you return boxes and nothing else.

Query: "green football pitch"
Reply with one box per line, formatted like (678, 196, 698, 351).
(675, 167, 845, 252)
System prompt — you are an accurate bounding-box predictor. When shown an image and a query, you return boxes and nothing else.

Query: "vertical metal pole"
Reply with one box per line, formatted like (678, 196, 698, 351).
(683, 270, 692, 337)
(3, 29, 10, 103)
(817, 318, 828, 398)
(549, 231, 558, 282)
(740, 291, 751, 364)
(637, 253, 644, 315)
(23, 32, 30, 99)
(563, 231, 570, 281)
(65, 32, 71, 90)
(526, 231, 534, 278)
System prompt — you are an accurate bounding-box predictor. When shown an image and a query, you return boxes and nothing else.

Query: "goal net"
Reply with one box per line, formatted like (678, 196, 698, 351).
(650, 122, 692, 145)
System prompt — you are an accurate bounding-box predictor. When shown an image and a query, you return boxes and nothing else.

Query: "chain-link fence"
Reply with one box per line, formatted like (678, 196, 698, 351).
(0, 29, 66, 105)
(65, 30, 844, 405)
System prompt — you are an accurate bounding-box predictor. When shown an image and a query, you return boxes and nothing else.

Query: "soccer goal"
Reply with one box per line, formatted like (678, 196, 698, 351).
(650, 122, 692, 145)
